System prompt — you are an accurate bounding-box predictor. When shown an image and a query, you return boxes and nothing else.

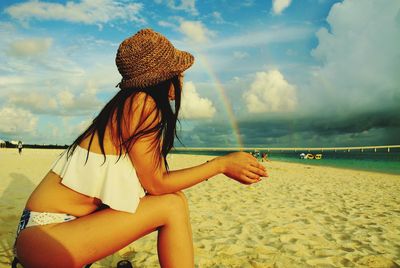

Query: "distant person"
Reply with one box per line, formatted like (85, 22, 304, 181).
(17, 141, 23, 155)
(253, 150, 260, 159)
(261, 152, 270, 162)
(12, 29, 267, 267)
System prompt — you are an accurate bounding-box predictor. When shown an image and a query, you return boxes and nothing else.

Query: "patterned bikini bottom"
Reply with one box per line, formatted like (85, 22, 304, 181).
(13, 209, 77, 263)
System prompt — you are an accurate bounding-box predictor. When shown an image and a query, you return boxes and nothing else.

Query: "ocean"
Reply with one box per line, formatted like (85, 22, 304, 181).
(172, 147, 400, 175)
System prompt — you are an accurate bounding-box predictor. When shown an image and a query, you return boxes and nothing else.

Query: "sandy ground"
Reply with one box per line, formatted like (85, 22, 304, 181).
(0, 148, 399, 267)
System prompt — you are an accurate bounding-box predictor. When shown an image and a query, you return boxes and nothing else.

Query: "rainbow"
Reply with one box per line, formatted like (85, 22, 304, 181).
(197, 54, 244, 149)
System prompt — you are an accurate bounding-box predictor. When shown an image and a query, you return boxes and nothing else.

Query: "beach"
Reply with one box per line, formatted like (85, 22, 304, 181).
(0, 148, 399, 267)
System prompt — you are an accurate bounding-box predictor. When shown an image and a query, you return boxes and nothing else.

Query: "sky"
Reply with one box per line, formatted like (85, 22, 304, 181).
(0, 0, 399, 148)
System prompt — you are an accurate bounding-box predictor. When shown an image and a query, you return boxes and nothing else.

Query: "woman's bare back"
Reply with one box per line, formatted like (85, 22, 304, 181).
(25, 130, 118, 217)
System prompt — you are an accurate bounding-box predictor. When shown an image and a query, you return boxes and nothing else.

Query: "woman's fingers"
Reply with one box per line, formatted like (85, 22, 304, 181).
(240, 170, 265, 184)
(223, 152, 269, 184)
(249, 160, 266, 170)
(243, 170, 259, 180)
(239, 174, 256, 185)
(247, 165, 268, 177)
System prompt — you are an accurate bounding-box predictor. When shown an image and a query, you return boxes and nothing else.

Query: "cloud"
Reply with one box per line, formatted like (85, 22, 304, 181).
(0, 106, 38, 134)
(181, 81, 216, 119)
(0, 26, 118, 117)
(203, 25, 313, 50)
(5, 87, 103, 116)
(243, 70, 297, 113)
(212, 12, 225, 24)
(178, 108, 400, 148)
(57, 88, 103, 114)
(179, 20, 215, 43)
(309, 0, 400, 114)
(74, 118, 92, 134)
(0, 66, 111, 115)
(154, 0, 197, 15)
(242, 0, 254, 7)
(179, 122, 238, 147)
(7, 38, 53, 57)
(163, 0, 198, 15)
(5, 0, 144, 26)
(158, 20, 176, 28)
(57, 90, 75, 108)
(233, 51, 249, 59)
(272, 0, 292, 15)
(7, 92, 57, 113)
(0, 76, 25, 86)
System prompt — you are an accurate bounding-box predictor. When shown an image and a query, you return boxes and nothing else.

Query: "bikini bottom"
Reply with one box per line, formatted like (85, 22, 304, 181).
(12, 209, 77, 266)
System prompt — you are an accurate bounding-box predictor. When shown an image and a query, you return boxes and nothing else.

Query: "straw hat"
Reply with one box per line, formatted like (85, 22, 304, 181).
(116, 29, 194, 89)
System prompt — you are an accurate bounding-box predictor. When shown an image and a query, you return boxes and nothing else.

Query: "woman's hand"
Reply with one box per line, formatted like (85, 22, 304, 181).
(218, 152, 268, 184)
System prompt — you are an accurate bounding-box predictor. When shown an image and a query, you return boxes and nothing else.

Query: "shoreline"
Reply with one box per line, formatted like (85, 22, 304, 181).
(172, 151, 400, 176)
(2, 147, 399, 175)
(269, 157, 400, 176)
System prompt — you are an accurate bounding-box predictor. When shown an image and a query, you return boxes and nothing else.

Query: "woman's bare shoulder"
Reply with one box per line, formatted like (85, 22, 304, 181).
(120, 92, 159, 138)
(129, 92, 157, 114)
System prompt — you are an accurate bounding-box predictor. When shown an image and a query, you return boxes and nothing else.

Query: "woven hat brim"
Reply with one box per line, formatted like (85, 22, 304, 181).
(119, 49, 194, 89)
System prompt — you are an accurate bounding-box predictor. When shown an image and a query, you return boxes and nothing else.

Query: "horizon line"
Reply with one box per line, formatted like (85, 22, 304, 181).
(173, 145, 400, 152)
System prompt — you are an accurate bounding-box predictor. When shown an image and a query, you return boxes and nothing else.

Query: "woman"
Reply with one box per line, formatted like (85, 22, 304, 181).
(13, 29, 267, 268)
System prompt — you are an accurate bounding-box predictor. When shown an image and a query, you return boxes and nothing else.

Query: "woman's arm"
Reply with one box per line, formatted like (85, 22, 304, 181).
(125, 93, 267, 195)
(130, 133, 267, 195)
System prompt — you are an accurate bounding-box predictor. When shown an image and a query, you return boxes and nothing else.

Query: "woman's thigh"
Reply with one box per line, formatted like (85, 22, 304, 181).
(16, 192, 188, 268)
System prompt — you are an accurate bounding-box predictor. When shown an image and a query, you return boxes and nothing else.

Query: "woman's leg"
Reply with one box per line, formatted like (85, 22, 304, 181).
(157, 191, 194, 266)
(16, 192, 194, 268)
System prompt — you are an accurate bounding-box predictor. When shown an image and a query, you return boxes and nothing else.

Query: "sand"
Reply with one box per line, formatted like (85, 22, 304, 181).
(0, 148, 399, 267)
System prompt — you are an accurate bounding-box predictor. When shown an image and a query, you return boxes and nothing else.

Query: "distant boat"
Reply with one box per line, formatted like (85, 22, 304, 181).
(305, 153, 314, 159)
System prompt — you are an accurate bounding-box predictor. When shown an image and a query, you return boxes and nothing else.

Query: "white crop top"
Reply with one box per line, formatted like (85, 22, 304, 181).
(51, 146, 146, 213)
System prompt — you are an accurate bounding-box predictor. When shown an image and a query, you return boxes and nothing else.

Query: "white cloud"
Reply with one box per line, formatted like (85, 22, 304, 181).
(0, 76, 25, 86)
(5, 0, 144, 26)
(0, 66, 111, 114)
(0, 27, 116, 117)
(233, 51, 249, 59)
(243, 0, 254, 7)
(310, 0, 400, 112)
(158, 20, 176, 28)
(57, 87, 103, 113)
(0, 106, 38, 134)
(8, 38, 53, 57)
(272, 0, 292, 15)
(212, 12, 224, 24)
(243, 70, 297, 113)
(5, 86, 103, 116)
(57, 90, 75, 108)
(232, 76, 241, 83)
(75, 118, 92, 133)
(8, 92, 57, 113)
(165, 0, 198, 15)
(181, 81, 216, 119)
(179, 20, 215, 44)
(204, 25, 313, 50)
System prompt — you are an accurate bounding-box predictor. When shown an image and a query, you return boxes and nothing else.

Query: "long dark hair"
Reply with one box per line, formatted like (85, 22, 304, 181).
(67, 75, 182, 170)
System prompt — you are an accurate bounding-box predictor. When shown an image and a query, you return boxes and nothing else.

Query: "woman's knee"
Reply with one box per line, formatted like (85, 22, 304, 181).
(163, 192, 189, 220)
(174, 191, 188, 205)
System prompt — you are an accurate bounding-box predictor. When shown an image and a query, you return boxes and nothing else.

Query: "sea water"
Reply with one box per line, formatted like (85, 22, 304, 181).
(172, 147, 400, 175)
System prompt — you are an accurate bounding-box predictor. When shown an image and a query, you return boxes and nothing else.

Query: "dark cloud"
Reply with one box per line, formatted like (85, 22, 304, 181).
(178, 108, 400, 148)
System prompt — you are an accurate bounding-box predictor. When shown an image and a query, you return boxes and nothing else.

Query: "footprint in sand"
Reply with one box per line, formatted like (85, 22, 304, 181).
(357, 255, 400, 268)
